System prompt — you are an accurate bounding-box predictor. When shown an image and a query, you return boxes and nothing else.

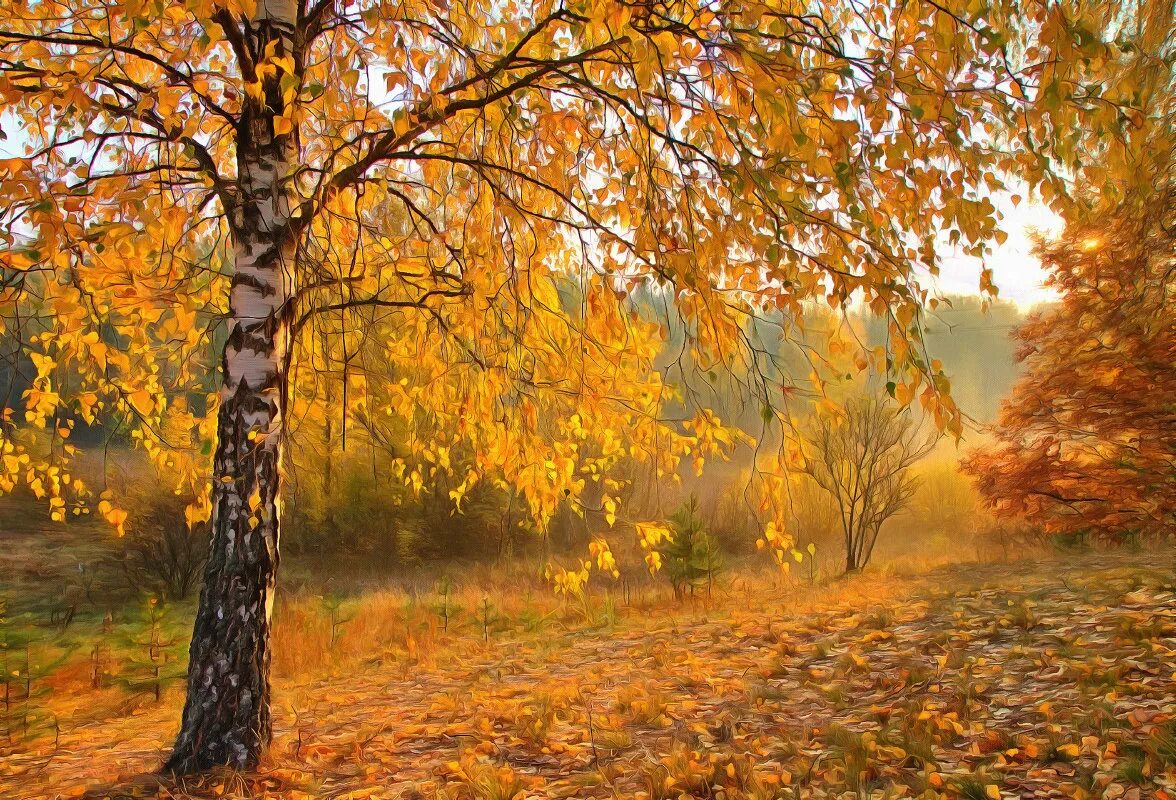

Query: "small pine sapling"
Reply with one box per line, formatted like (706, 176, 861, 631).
(1, 598, 67, 747)
(434, 576, 454, 633)
(659, 496, 725, 603)
(320, 592, 352, 653)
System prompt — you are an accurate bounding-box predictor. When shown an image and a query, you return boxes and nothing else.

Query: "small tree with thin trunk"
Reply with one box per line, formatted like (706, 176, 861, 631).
(799, 396, 936, 574)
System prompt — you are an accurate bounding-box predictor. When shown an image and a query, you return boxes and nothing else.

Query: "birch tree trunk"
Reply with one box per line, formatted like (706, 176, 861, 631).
(166, 0, 301, 774)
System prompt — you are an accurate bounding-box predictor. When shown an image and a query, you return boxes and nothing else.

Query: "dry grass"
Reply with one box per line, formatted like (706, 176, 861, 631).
(1, 551, 1172, 800)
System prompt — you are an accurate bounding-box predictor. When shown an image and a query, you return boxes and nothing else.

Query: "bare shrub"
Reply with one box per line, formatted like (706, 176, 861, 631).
(115, 492, 208, 601)
(801, 396, 936, 573)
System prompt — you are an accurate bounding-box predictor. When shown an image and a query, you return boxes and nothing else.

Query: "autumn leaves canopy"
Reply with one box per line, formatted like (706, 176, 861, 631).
(0, 0, 1135, 530)
(965, 161, 1176, 543)
(0, 0, 1169, 773)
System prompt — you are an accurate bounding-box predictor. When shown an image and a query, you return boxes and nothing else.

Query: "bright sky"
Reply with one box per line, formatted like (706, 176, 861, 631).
(935, 202, 1064, 310)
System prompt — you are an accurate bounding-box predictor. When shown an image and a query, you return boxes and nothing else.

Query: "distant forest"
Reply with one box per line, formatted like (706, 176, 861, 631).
(900, 296, 1031, 423)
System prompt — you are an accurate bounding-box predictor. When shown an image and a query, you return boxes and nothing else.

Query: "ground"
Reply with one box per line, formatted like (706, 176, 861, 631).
(1, 554, 1174, 800)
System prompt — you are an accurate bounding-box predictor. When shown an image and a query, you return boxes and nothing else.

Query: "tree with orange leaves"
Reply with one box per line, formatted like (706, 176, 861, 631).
(964, 183, 1175, 543)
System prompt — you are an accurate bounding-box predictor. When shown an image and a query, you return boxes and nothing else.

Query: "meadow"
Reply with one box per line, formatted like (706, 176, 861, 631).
(1, 491, 1174, 799)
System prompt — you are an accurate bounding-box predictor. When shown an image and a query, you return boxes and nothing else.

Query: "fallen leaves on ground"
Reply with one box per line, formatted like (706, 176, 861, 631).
(2, 554, 1174, 800)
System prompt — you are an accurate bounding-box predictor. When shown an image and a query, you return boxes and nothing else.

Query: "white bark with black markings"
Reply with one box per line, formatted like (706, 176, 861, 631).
(166, 0, 302, 773)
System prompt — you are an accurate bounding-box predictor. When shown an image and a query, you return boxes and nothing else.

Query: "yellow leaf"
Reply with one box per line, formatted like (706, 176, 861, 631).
(602, 496, 617, 527)
(128, 389, 154, 416)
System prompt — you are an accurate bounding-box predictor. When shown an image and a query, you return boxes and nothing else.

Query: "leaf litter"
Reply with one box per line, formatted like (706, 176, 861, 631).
(1, 554, 1173, 800)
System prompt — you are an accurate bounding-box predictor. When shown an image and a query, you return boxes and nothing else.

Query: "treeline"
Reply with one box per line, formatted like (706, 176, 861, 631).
(2, 296, 1040, 593)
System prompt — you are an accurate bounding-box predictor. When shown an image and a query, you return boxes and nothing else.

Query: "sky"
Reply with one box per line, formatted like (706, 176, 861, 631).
(934, 202, 1064, 310)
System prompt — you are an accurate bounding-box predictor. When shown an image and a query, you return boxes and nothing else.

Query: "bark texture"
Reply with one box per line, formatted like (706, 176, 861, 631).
(166, 0, 301, 774)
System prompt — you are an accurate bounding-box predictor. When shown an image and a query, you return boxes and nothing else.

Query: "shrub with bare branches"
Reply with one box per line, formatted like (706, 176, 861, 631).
(800, 396, 937, 573)
(115, 494, 207, 601)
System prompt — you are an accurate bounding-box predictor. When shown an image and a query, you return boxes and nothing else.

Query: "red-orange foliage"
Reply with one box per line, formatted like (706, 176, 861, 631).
(964, 177, 1175, 542)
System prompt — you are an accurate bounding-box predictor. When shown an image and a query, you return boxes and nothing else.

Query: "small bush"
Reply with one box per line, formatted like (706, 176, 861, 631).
(115, 492, 208, 601)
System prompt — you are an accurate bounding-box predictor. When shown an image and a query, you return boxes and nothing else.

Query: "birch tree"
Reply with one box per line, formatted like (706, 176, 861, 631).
(0, 0, 1151, 773)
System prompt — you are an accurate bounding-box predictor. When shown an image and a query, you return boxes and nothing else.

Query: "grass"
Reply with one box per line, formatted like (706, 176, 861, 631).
(1154, 721, 1176, 767)
(1, 504, 1174, 800)
(825, 724, 878, 793)
(891, 716, 939, 769)
(1115, 752, 1148, 785)
(953, 774, 997, 800)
